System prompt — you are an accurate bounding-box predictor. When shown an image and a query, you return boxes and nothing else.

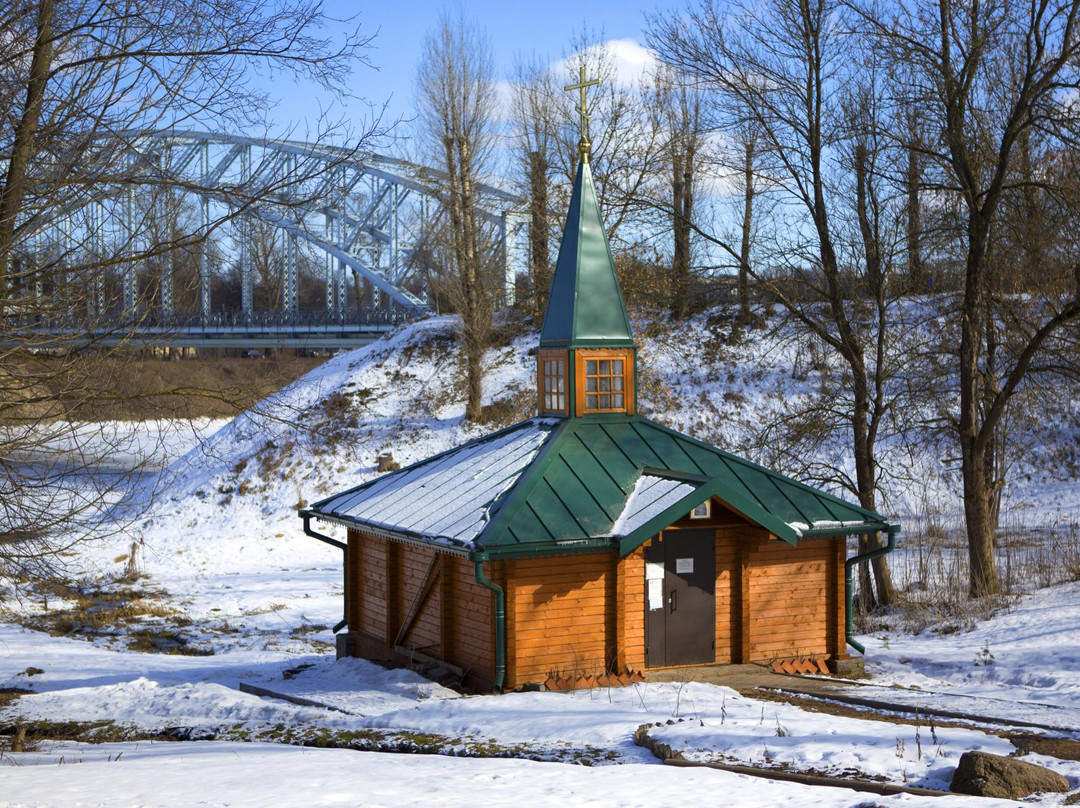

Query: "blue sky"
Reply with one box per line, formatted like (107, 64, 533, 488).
(268, 0, 658, 148)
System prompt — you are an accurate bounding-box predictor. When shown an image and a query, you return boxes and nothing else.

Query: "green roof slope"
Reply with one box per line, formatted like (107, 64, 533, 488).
(474, 414, 892, 559)
(539, 160, 634, 348)
(305, 414, 894, 560)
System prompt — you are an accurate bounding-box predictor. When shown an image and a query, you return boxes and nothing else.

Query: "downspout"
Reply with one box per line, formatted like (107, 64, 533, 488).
(473, 559, 506, 693)
(845, 524, 899, 654)
(303, 513, 349, 634)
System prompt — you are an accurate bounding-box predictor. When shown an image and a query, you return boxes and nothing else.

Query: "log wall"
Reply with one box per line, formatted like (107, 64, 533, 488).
(743, 537, 838, 661)
(504, 552, 616, 687)
(343, 517, 849, 690)
(345, 530, 495, 690)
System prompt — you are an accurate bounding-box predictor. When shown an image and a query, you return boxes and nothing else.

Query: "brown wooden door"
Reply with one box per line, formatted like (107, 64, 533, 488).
(645, 529, 715, 667)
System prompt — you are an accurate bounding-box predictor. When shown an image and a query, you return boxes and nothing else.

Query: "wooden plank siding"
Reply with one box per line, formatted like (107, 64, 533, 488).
(505, 552, 617, 687)
(452, 558, 496, 686)
(395, 543, 441, 652)
(343, 530, 496, 691)
(714, 529, 741, 664)
(618, 545, 646, 672)
(744, 538, 834, 661)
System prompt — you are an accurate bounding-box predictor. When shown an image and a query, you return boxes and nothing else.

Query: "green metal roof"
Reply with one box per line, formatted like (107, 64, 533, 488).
(475, 415, 892, 559)
(305, 413, 895, 561)
(539, 161, 634, 349)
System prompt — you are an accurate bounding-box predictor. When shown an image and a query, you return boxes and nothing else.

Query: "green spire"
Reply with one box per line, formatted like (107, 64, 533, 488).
(539, 161, 634, 348)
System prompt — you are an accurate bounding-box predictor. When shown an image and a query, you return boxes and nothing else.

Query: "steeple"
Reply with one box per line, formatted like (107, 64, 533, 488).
(536, 71, 636, 418)
(539, 159, 635, 349)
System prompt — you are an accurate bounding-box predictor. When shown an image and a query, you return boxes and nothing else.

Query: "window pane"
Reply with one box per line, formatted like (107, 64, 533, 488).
(599, 377, 610, 392)
(586, 394, 598, 408)
(613, 360, 623, 374)
(613, 376, 623, 391)
(543, 394, 552, 409)
(586, 377, 598, 392)
(598, 394, 610, 409)
(613, 394, 624, 408)
(556, 360, 564, 374)
(556, 377, 564, 392)
(586, 360, 597, 374)
(599, 360, 610, 374)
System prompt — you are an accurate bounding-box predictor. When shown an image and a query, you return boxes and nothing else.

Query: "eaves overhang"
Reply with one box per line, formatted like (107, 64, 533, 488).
(298, 509, 473, 557)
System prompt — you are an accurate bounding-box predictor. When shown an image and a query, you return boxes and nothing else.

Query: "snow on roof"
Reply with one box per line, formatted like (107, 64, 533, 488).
(313, 419, 555, 547)
(610, 474, 699, 538)
(786, 519, 873, 537)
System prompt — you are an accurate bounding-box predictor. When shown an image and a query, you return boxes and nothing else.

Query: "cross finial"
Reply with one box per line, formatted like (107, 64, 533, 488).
(564, 64, 601, 164)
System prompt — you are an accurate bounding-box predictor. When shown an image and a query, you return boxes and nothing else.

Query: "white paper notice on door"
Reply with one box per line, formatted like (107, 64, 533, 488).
(648, 578, 664, 610)
(676, 557, 694, 574)
(645, 563, 665, 581)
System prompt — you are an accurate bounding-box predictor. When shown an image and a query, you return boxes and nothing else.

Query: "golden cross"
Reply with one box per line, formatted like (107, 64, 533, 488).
(564, 64, 601, 162)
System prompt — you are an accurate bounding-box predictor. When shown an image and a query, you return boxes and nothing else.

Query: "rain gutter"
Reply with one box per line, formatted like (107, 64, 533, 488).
(302, 513, 349, 634)
(472, 559, 506, 693)
(845, 524, 900, 654)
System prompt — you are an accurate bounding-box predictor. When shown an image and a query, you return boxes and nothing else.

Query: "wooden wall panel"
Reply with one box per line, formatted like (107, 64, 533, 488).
(714, 529, 740, 664)
(744, 539, 833, 661)
(345, 530, 362, 629)
(356, 532, 388, 639)
(395, 544, 442, 653)
(448, 556, 494, 683)
(830, 537, 846, 657)
(507, 552, 616, 685)
(618, 545, 646, 671)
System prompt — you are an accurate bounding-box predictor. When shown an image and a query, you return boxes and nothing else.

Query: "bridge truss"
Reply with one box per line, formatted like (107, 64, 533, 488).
(10, 130, 528, 347)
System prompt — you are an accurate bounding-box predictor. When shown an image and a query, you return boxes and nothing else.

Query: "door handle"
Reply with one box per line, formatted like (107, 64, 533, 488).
(669, 590, 676, 613)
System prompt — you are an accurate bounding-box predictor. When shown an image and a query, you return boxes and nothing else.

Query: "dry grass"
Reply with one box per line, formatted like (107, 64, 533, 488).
(13, 578, 212, 656)
(854, 507, 1080, 636)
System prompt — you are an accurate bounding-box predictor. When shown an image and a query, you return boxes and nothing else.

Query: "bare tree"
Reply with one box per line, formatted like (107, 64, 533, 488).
(416, 10, 500, 423)
(0, 0, 381, 580)
(651, 67, 705, 319)
(861, 0, 1080, 597)
(649, 0, 900, 605)
(511, 55, 561, 317)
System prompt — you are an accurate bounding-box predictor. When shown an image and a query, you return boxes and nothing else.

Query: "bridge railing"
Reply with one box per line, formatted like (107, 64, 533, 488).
(5, 307, 424, 335)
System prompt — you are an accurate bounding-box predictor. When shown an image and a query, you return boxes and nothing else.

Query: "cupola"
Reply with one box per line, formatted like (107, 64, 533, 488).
(537, 69, 636, 418)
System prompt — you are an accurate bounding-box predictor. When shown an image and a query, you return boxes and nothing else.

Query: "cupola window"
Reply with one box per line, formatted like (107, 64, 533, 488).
(538, 350, 568, 414)
(584, 357, 624, 411)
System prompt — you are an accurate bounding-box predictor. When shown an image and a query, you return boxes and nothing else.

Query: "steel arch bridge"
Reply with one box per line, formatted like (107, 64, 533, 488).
(13, 130, 528, 348)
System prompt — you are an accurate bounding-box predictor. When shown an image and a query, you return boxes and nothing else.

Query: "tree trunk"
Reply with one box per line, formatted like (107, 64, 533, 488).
(0, 0, 54, 290)
(671, 148, 691, 318)
(961, 437, 1001, 596)
(528, 150, 550, 315)
(458, 138, 485, 423)
(738, 137, 755, 324)
(905, 142, 924, 294)
(959, 227, 1001, 597)
(849, 141, 896, 607)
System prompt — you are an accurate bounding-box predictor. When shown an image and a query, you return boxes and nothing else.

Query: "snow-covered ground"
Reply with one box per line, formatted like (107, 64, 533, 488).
(2, 312, 1080, 806)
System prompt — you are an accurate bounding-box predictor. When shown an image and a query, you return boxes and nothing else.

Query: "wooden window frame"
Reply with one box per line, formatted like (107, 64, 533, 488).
(537, 349, 569, 415)
(575, 348, 634, 416)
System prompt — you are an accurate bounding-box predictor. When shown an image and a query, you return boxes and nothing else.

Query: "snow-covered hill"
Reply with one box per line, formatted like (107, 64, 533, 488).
(3, 309, 1080, 807)
(117, 306, 1080, 594)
